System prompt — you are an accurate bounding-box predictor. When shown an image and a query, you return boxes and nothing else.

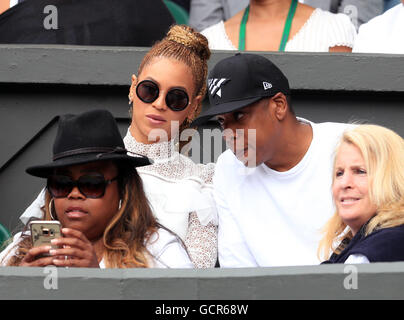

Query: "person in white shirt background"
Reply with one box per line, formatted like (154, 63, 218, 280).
(191, 53, 354, 267)
(353, 0, 404, 54)
(189, 0, 387, 32)
(199, 0, 356, 52)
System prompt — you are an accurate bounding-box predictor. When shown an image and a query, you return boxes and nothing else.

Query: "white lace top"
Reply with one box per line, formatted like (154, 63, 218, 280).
(201, 8, 357, 52)
(123, 129, 218, 268)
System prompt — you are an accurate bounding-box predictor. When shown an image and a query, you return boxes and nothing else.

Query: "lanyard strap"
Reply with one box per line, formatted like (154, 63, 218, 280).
(279, 0, 298, 51)
(238, 0, 298, 52)
(238, 4, 249, 51)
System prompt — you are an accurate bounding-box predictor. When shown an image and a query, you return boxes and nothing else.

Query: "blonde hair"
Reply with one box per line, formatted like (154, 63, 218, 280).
(4, 164, 161, 268)
(318, 124, 404, 260)
(130, 24, 211, 131)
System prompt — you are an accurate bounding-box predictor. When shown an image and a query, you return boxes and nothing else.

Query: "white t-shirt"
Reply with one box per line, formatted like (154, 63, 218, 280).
(201, 8, 356, 52)
(214, 119, 353, 267)
(0, 228, 193, 268)
(353, 3, 404, 54)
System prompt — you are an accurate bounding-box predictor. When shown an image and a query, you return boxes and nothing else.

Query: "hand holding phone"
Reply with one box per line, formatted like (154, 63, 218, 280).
(21, 222, 99, 268)
(19, 221, 63, 267)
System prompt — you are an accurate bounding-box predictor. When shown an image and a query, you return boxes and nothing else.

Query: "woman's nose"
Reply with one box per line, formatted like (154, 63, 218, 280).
(152, 92, 167, 111)
(340, 172, 353, 189)
(67, 186, 86, 199)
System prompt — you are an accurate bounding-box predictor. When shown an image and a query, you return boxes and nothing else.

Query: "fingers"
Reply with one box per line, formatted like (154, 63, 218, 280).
(20, 246, 55, 267)
(52, 257, 98, 268)
(52, 228, 90, 249)
(21, 228, 99, 268)
(49, 243, 99, 268)
(50, 233, 90, 261)
(50, 228, 99, 268)
(20, 256, 55, 267)
(61, 228, 89, 243)
(22, 245, 51, 263)
(52, 237, 85, 250)
(50, 249, 99, 268)
(49, 247, 87, 260)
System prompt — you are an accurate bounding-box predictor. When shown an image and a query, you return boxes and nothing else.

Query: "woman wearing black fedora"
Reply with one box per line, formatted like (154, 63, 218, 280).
(17, 25, 218, 268)
(0, 109, 193, 268)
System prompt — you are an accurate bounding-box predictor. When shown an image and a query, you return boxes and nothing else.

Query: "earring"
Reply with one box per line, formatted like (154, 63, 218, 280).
(48, 198, 57, 221)
(118, 199, 122, 210)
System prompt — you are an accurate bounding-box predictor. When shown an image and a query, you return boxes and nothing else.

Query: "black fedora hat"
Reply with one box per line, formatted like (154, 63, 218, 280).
(26, 109, 152, 178)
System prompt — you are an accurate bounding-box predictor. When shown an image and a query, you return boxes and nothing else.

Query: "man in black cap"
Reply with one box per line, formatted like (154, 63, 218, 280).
(192, 53, 352, 267)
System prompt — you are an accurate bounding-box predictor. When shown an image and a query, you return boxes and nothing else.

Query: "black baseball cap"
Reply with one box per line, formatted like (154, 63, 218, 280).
(191, 53, 290, 127)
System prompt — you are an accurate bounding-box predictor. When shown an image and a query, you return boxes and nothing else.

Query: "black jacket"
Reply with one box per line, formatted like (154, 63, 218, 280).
(322, 221, 404, 264)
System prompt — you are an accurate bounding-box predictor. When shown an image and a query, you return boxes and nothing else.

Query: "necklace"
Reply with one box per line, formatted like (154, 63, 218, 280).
(238, 0, 298, 51)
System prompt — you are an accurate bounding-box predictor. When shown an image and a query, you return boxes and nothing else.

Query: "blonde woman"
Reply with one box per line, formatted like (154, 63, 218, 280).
(319, 124, 404, 264)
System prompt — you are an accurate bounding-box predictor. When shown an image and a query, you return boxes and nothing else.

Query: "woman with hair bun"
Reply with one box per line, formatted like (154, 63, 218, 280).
(19, 25, 218, 268)
(125, 24, 217, 268)
(318, 124, 404, 264)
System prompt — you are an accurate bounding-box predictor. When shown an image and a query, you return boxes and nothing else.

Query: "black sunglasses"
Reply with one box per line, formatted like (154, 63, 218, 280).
(136, 80, 190, 111)
(47, 174, 118, 199)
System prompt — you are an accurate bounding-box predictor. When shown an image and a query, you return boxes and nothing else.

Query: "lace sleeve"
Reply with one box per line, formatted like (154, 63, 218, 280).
(185, 212, 218, 268)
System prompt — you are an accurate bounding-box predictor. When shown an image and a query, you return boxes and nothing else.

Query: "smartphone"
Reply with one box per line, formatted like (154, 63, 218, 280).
(29, 220, 62, 250)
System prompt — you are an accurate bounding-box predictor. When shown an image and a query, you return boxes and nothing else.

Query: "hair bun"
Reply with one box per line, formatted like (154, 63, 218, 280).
(166, 25, 211, 61)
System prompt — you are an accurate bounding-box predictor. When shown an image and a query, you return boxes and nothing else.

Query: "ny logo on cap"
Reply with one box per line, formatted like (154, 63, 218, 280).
(208, 78, 230, 98)
(263, 82, 272, 90)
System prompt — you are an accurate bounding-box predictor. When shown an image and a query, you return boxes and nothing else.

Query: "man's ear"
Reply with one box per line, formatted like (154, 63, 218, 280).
(271, 92, 288, 121)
